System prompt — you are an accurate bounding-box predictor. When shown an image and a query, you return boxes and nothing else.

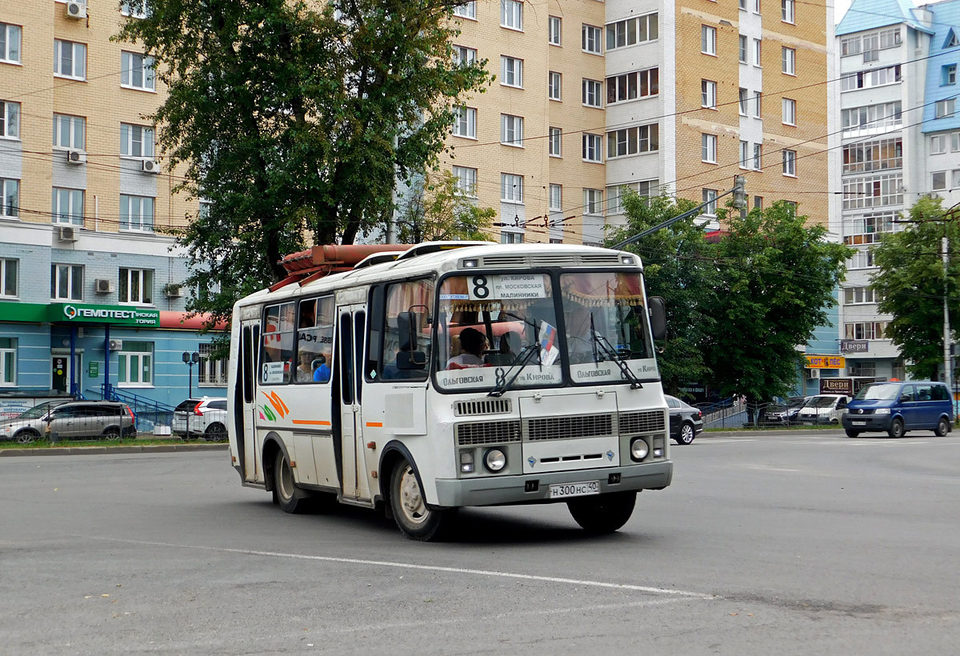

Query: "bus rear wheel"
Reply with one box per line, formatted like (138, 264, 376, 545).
(567, 491, 637, 534)
(390, 458, 447, 541)
(274, 451, 309, 514)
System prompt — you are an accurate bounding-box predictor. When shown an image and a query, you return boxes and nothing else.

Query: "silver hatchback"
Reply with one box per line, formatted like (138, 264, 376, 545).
(0, 401, 137, 443)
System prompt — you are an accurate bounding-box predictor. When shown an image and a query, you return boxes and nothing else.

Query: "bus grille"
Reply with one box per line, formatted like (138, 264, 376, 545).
(525, 414, 614, 441)
(457, 420, 522, 445)
(619, 410, 665, 434)
(454, 398, 512, 417)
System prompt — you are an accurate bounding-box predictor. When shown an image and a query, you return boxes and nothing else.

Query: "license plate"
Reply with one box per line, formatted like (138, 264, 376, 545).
(548, 481, 600, 499)
(852, 420, 866, 426)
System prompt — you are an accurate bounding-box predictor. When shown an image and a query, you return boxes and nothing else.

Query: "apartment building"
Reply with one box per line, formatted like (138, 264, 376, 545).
(0, 1, 224, 410)
(439, 0, 831, 245)
(833, 0, 960, 383)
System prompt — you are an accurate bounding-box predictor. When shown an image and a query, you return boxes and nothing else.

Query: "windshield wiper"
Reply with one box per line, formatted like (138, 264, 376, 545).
(488, 343, 541, 397)
(590, 316, 642, 389)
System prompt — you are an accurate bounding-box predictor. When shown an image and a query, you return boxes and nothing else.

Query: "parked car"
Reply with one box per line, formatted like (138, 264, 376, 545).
(666, 395, 704, 445)
(0, 400, 136, 443)
(759, 396, 810, 425)
(795, 394, 850, 425)
(172, 397, 228, 441)
(842, 380, 953, 438)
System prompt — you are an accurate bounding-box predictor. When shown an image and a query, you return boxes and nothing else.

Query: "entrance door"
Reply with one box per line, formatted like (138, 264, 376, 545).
(239, 321, 261, 481)
(51, 353, 81, 395)
(336, 304, 370, 502)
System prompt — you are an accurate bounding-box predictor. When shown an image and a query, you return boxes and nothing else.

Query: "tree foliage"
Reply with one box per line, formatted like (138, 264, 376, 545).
(872, 196, 960, 379)
(117, 0, 489, 323)
(394, 170, 495, 243)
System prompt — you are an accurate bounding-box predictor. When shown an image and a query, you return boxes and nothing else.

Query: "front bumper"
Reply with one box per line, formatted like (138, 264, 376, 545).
(841, 414, 891, 431)
(434, 461, 672, 507)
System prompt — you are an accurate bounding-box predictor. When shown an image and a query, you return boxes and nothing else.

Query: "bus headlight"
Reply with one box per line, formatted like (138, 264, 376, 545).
(630, 438, 649, 462)
(484, 448, 507, 472)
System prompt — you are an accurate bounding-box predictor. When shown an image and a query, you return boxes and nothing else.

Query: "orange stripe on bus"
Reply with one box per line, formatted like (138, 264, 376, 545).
(292, 420, 332, 426)
(366, 421, 383, 428)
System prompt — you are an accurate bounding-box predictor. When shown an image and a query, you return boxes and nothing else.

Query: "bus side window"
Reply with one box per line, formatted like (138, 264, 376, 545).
(364, 285, 385, 381)
(380, 279, 434, 381)
(261, 302, 295, 384)
(295, 297, 333, 384)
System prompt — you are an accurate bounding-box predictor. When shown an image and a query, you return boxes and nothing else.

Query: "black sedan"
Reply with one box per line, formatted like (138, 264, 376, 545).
(666, 395, 704, 445)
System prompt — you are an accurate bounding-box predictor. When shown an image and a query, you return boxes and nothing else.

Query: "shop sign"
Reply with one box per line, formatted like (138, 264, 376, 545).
(88, 361, 99, 377)
(820, 378, 854, 396)
(840, 340, 869, 353)
(805, 354, 845, 369)
(49, 303, 159, 327)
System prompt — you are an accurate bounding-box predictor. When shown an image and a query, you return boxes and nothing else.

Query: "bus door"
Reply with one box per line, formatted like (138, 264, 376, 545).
(239, 320, 261, 482)
(336, 305, 372, 503)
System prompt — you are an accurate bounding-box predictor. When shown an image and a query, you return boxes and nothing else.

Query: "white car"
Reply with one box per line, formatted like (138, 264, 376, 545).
(796, 394, 850, 425)
(171, 397, 227, 440)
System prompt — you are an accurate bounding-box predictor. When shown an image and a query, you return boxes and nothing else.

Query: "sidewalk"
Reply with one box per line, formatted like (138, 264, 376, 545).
(0, 439, 227, 457)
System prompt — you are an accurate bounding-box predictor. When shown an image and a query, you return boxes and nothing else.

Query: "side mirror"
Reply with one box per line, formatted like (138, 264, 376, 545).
(648, 296, 667, 341)
(397, 311, 419, 352)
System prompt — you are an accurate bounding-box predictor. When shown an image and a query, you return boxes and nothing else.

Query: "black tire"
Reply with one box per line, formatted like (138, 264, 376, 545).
(934, 417, 949, 437)
(274, 451, 309, 514)
(204, 423, 228, 442)
(102, 427, 121, 441)
(390, 458, 448, 541)
(844, 429, 860, 438)
(675, 422, 696, 445)
(888, 417, 905, 439)
(567, 491, 637, 534)
(14, 429, 41, 444)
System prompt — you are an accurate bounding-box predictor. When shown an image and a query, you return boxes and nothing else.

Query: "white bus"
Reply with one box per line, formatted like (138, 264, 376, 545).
(227, 242, 672, 540)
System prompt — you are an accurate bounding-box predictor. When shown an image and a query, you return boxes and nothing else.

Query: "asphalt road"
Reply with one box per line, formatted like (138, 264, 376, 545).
(2, 429, 959, 655)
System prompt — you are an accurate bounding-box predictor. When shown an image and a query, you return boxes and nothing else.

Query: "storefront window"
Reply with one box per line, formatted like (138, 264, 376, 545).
(118, 341, 153, 387)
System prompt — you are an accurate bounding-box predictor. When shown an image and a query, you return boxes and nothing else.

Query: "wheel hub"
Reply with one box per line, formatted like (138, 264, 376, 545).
(399, 468, 427, 524)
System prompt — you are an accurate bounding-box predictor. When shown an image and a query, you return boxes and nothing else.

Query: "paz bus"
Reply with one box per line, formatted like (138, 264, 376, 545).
(226, 241, 672, 540)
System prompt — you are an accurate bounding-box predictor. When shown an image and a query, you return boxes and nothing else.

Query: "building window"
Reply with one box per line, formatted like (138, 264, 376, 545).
(549, 184, 562, 211)
(702, 189, 718, 216)
(0, 23, 21, 64)
(606, 68, 659, 103)
(841, 65, 901, 91)
(843, 286, 876, 305)
(548, 127, 562, 157)
(53, 114, 85, 150)
(453, 1, 476, 19)
(500, 231, 523, 244)
(753, 91, 762, 117)
(119, 195, 155, 231)
(52, 188, 84, 226)
(842, 138, 902, 173)
(841, 101, 902, 131)
(118, 342, 154, 387)
(582, 79, 602, 107)
(119, 267, 154, 304)
(782, 47, 796, 75)
(781, 0, 795, 23)
(121, 51, 156, 90)
(0, 258, 17, 297)
(739, 88, 749, 115)
(548, 71, 562, 100)
(500, 114, 524, 147)
(606, 180, 658, 215)
(782, 149, 797, 176)
(740, 140, 749, 168)
(753, 196, 763, 209)
(500, 56, 523, 87)
(501, 173, 523, 203)
(1, 178, 19, 217)
(844, 322, 885, 340)
(452, 166, 477, 197)
(606, 124, 659, 158)
(582, 24, 601, 54)
(753, 0, 761, 13)
(583, 189, 603, 216)
(701, 25, 717, 55)
(942, 64, 957, 86)
(843, 211, 896, 246)
(840, 28, 900, 57)
(753, 143, 762, 170)
(582, 134, 602, 162)
(452, 106, 476, 139)
(848, 361, 876, 377)
(198, 342, 227, 386)
(452, 45, 477, 67)
(842, 174, 903, 209)
(120, 0, 151, 18)
(935, 99, 956, 119)
(549, 16, 562, 45)
(54, 40, 86, 80)
(782, 98, 797, 125)
(605, 13, 658, 50)
(753, 38, 762, 66)
(847, 248, 876, 270)
(701, 133, 718, 163)
(51, 264, 83, 301)
(120, 123, 155, 158)
(500, 0, 523, 30)
(0, 100, 20, 138)
(701, 80, 717, 109)
(739, 35, 747, 63)
(930, 135, 947, 154)
(933, 171, 947, 190)
(0, 337, 15, 386)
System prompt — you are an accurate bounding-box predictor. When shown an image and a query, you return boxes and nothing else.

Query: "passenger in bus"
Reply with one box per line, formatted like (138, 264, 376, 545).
(447, 327, 486, 369)
(296, 352, 315, 382)
(312, 355, 331, 383)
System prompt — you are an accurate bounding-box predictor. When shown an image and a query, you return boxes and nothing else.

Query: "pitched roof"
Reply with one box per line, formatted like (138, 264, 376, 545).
(836, 0, 933, 36)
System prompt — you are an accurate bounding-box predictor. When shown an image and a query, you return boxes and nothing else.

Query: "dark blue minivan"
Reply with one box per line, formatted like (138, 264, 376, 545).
(842, 381, 953, 438)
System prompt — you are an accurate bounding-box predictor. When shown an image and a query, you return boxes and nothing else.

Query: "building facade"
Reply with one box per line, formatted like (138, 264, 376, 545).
(0, 1, 225, 411)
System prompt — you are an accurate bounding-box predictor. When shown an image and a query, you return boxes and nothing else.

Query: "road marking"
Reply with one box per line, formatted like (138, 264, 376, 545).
(82, 535, 717, 600)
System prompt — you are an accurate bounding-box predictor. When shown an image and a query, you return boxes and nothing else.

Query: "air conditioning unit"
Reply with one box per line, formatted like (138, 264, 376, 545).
(95, 278, 114, 294)
(66, 1, 87, 19)
(141, 159, 160, 174)
(808, 368, 820, 379)
(58, 226, 78, 242)
(165, 284, 183, 298)
(66, 149, 87, 165)
(108, 339, 124, 351)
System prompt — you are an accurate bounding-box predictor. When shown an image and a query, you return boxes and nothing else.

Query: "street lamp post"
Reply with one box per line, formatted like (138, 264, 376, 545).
(182, 351, 199, 398)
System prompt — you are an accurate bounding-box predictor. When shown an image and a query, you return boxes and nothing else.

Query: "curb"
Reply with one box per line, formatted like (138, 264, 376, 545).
(0, 443, 228, 457)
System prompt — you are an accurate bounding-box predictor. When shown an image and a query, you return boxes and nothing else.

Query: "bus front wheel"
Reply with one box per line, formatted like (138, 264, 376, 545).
(390, 459, 447, 541)
(274, 451, 309, 514)
(567, 491, 637, 534)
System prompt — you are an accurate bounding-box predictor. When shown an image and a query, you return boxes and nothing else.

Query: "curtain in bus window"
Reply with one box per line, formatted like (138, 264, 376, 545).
(559, 272, 650, 365)
(261, 301, 295, 384)
(295, 297, 334, 383)
(380, 279, 434, 380)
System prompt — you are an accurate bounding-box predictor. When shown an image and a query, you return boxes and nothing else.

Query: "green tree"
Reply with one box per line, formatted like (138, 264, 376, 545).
(702, 202, 852, 413)
(394, 170, 495, 243)
(872, 196, 960, 379)
(117, 0, 489, 323)
(606, 193, 720, 397)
